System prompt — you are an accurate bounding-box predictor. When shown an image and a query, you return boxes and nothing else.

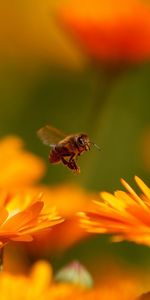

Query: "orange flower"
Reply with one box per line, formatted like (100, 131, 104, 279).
(0, 260, 140, 300)
(0, 136, 45, 189)
(0, 261, 53, 300)
(79, 176, 150, 246)
(25, 185, 94, 254)
(0, 191, 63, 247)
(0, 136, 92, 253)
(0, 136, 64, 248)
(59, 0, 150, 64)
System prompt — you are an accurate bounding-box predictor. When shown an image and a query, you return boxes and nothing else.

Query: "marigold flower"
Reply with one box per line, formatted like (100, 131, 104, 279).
(0, 136, 45, 189)
(59, 0, 150, 64)
(25, 185, 94, 254)
(0, 191, 63, 248)
(79, 176, 150, 246)
(0, 135, 93, 254)
(0, 260, 140, 300)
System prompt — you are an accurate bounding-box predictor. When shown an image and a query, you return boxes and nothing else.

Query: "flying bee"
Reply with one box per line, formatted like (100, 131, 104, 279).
(37, 125, 100, 174)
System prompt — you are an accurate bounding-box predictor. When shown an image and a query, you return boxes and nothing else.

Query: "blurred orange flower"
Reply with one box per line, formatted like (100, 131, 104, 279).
(0, 136, 64, 248)
(26, 185, 94, 254)
(0, 260, 140, 300)
(79, 176, 150, 246)
(0, 135, 92, 253)
(0, 191, 63, 248)
(0, 136, 45, 189)
(59, 0, 150, 64)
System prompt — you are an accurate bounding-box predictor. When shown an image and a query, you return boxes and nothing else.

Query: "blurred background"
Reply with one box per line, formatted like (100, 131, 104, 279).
(1, 0, 150, 274)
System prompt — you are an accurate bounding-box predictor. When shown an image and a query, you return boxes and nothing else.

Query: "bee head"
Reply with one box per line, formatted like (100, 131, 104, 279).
(76, 134, 101, 152)
(77, 134, 90, 151)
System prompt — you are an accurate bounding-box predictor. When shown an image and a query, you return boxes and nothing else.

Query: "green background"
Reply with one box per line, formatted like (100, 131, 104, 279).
(1, 0, 150, 273)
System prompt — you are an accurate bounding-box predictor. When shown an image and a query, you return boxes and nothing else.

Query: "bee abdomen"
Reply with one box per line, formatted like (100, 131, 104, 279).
(49, 149, 61, 164)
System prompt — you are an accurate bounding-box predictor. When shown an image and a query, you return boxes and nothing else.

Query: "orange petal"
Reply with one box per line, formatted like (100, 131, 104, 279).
(2, 202, 43, 231)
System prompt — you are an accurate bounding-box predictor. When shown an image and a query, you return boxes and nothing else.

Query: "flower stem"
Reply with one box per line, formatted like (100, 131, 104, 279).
(77, 67, 118, 186)
(87, 68, 116, 136)
(0, 247, 4, 272)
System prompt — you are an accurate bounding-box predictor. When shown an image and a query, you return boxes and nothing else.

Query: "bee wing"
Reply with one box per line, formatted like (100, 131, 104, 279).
(37, 125, 66, 146)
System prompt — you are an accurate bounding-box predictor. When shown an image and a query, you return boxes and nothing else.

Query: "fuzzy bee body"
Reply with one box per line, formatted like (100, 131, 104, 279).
(37, 125, 91, 174)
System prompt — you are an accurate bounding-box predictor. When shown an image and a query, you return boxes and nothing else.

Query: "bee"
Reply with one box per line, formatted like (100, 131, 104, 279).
(37, 125, 100, 174)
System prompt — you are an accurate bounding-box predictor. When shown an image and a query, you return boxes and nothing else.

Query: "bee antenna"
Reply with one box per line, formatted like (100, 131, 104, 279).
(90, 142, 101, 151)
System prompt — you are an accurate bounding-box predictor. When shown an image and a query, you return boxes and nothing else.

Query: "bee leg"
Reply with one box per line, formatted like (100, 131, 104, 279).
(69, 153, 75, 162)
(68, 159, 80, 174)
(68, 154, 80, 173)
(61, 156, 80, 173)
(61, 156, 70, 166)
(60, 153, 74, 166)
